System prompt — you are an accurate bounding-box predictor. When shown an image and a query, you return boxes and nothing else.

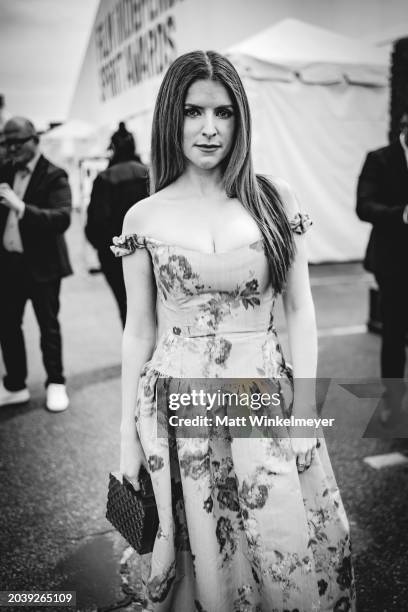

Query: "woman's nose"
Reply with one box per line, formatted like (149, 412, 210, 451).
(201, 113, 217, 138)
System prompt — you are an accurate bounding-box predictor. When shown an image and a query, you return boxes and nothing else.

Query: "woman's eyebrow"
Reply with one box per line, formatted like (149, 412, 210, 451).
(184, 103, 234, 109)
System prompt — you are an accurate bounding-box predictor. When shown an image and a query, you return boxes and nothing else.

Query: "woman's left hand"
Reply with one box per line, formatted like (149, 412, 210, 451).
(289, 428, 317, 472)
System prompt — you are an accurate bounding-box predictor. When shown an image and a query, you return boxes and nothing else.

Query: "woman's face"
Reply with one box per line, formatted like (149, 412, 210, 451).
(182, 79, 235, 172)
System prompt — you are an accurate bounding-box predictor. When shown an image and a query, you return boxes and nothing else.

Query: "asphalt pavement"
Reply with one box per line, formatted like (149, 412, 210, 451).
(0, 212, 407, 612)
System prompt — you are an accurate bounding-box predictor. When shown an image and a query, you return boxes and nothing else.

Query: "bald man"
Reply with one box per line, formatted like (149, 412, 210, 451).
(0, 117, 72, 412)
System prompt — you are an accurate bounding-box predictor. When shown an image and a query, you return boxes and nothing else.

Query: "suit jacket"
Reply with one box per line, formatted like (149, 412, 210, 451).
(356, 140, 408, 279)
(85, 159, 149, 253)
(0, 154, 73, 282)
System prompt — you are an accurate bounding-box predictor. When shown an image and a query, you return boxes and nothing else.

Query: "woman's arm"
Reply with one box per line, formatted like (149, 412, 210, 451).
(276, 180, 318, 469)
(119, 207, 157, 487)
(283, 238, 318, 412)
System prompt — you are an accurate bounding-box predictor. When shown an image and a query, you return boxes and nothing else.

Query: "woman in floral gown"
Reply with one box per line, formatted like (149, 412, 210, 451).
(111, 51, 356, 611)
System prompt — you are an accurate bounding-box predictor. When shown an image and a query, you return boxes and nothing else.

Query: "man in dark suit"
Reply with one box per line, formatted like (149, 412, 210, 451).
(357, 112, 408, 406)
(0, 117, 72, 412)
(85, 133, 149, 326)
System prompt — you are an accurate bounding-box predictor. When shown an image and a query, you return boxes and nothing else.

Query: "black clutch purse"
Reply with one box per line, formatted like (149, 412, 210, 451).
(106, 467, 159, 554)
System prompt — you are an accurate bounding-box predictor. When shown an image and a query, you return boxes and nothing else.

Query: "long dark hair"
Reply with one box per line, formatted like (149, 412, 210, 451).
(150, 50, 295, 293)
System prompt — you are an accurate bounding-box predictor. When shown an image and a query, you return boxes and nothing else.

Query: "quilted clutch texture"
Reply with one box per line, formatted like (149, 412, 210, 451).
(106, 467, 159, 554)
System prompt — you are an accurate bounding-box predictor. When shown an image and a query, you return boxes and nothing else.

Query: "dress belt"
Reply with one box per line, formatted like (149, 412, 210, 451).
(169, 325, 270, 338)
(170, 325, 215, 338)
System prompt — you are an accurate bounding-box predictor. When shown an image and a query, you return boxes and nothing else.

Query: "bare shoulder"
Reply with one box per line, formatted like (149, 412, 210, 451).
(269, 176, 300, 218)
(267, 176, 313, 238)
(122, 192, 169, 235)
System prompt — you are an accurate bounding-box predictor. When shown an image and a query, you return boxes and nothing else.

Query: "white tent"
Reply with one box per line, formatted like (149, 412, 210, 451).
(364, 22, 408, 47)
(225, 19, 389, 262)
(228, 18, 388, 75)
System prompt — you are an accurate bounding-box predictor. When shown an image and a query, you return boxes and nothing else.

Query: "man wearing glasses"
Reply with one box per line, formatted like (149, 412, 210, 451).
(0, 117, 72, 412)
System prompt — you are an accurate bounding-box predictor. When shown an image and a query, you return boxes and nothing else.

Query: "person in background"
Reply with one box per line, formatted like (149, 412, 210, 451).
(109, 121, 133, 158)
(357, 111, 408, 421)
(85, 133, 149, 326)
(0, 117, 72, 412)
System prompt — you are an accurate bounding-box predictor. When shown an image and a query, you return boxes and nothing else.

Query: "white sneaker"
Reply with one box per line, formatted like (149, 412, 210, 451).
(0, 381, 30, 406)
(46, 383, 69, 412)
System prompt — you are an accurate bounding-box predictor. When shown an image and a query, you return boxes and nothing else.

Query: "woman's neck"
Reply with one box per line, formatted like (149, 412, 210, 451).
(175, 164, 225, 199)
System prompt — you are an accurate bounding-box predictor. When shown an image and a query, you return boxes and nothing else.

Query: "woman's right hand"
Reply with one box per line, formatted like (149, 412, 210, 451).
(120, 431, 148, 491)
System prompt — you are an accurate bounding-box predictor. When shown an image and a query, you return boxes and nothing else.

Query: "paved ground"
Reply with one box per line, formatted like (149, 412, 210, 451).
(0, 212, 407, 612)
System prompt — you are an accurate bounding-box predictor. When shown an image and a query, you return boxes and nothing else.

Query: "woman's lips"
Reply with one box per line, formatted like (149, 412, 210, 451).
(195, 144, 221, 152)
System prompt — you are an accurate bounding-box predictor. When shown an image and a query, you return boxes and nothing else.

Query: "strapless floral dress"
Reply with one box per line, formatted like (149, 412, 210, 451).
(112, 213, 356, 612)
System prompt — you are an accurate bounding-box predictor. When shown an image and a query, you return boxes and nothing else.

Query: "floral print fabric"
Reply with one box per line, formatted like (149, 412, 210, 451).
(290, 212, 313, 235)
(111, 213, 356, 612)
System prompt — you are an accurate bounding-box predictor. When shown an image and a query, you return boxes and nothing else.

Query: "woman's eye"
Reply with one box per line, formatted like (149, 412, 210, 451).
(217, 108, 234, 119)
(184, 107, 200, 117)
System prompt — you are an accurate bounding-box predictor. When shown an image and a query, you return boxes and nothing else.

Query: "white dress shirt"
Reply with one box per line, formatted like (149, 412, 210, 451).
(3, 151, 41, 252)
